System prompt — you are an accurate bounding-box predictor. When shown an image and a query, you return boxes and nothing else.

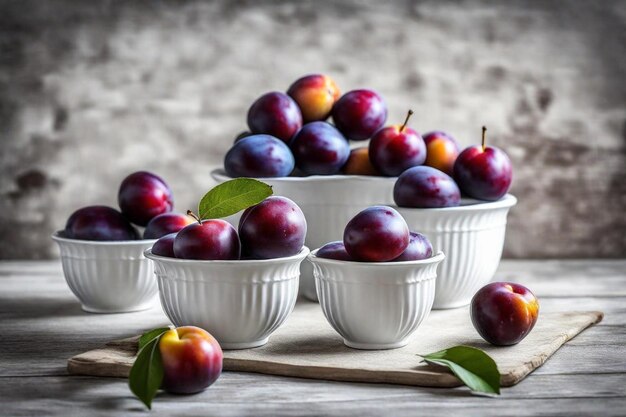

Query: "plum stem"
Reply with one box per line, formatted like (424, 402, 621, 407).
(400, 110, 414, 133)
(186, 210, 202, 225)
(482, 126, 487, 151)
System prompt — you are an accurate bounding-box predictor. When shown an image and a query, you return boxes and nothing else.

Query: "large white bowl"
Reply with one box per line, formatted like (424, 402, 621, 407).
(145, 247, 309, 349)
(211, 169, 396, 301)
(308, 249, 445, 350)
(51, 232, 158, 313)
(396, 194, 517, 309)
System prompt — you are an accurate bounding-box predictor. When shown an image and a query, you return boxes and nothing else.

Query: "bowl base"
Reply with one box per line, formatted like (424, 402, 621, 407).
(343, 339, 408, 350)
(432, 299, 471, 310)
(80, 300, 156, 314)
(220, 337, 269, 350)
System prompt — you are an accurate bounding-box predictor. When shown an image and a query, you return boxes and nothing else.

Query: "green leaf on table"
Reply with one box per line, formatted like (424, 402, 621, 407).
(420, 345, 501, 395)
(129, 336, 165, 409)
(198, 178, 273, 220)
(138, 327, 170, 351)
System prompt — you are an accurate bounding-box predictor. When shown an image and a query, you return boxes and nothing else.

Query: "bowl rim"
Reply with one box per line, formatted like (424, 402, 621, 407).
(144, 246, 311, 265)
(393, 194, 517, 213)
(211, 168, 397, 184)
(308, 249, 445, 267)
(51, 231, 157, 246)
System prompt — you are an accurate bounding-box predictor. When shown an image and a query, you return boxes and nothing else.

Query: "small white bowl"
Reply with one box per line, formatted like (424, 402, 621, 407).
(308, 249, 445, 350)
(51, 232, 158, 313)
(396, 194, 517, 309)
(211, 169, 396, 301)
(145, 247, 310, 349)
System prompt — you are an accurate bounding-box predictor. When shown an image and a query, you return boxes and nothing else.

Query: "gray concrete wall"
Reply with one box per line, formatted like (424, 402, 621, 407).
(1, 0, 625, 259)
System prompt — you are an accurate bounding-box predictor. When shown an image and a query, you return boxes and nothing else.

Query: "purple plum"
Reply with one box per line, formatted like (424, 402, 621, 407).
(394, 166, 461, 208)
(239, 196, 307, 259)
(289, 121, 350, 175)
(173, 220, 240, 260)
(118, 171, 173, 226)
(64, 206, 138, 241)
(393, 232, 433, 261)
(316, 241, 353, 261)
(224, 134, 295, 178)
(343, 206, 409, 262)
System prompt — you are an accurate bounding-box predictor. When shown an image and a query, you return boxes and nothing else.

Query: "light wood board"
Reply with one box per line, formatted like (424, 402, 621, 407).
(68, 301, 603, 388)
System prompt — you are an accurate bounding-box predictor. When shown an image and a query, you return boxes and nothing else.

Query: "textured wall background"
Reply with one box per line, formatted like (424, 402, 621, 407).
(0, 0, 625, 259)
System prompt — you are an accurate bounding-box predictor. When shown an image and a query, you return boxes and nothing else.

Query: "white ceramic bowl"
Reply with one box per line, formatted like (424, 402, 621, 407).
(308, 249, 445, 350)
(211, 169, 396, 301)
(51, 232, 158, 313)
(145, 247, 310, 349)
(396, 194, 517, 309)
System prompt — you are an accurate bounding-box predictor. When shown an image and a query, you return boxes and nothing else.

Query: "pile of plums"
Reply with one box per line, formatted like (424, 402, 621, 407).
(152, 196, 307, 261)
(64, 171, 193, 241)
(222, 74, 513, 207)
(393, 126, 513, 208)
(224, 74, 390, 179)
(317, 205, 432, 263)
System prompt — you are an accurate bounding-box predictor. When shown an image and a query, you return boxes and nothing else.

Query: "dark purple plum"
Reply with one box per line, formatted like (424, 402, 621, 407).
(289, 121, 350, 175)
(394, 166, 461, 208)
(343, 206, 409, 262)
(316, 241, 353, 261)
(224, 134, 295, 178)
(471, 282, 539, 346)
(118, 171, 173, 226)
(143, 213, 194, 239)
(64, 205, 138, 241)
(368, 110, 426, 176)
(454, 128, 512, 201)
(234, 131, 253, 143)
(152, 232, 177, 257)
(173, 220, 240, 260)
(393, 232, 433, 261)
(239, 196, 307, 259)
(247, 92, 303, 143)
(332, 89, 387, 141)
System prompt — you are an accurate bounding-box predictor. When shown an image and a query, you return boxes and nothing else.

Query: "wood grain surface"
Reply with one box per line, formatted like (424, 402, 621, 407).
(1, 260, 625, 416)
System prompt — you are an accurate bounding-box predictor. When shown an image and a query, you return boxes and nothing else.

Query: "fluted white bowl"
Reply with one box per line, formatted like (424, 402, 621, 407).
(396, 194, 517, 309)
(145, 247, 309, 349)
(308, 250, 445, 350)
(51, 232, 158, 313)
(211, 169, 396, 301)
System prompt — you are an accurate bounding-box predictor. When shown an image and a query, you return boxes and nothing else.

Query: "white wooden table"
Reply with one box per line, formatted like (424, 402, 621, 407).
(1, 260, 625, 416)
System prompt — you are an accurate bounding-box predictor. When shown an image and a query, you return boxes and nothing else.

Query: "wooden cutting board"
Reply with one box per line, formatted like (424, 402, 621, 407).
(68, 301, 602, 388)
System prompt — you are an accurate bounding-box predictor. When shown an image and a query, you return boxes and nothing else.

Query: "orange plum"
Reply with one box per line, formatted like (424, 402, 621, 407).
(159, 326, 223, 394)
(287, 74, 340, 123)
(423, 131, 460, 176)
(342, 147, 380, 176)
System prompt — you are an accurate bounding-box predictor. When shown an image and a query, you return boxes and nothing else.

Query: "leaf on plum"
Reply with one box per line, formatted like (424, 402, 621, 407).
(198, 178, 273, 220)
(129, 331, 166, 409)
(138, 327, 170, 351)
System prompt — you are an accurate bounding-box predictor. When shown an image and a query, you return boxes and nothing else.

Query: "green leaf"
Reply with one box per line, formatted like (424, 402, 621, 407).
(198, 178, 273, 220)
(129, 337, 164, 409)
(138, 327, 170, 351)
(421, 345, 501, 395)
